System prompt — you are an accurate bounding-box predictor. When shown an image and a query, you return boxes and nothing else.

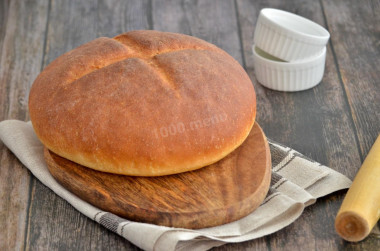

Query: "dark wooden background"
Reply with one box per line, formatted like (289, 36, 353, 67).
(1, 0, 379, 250)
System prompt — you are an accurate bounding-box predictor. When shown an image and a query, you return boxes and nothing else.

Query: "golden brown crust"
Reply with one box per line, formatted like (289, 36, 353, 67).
(29, 30, 256, 176)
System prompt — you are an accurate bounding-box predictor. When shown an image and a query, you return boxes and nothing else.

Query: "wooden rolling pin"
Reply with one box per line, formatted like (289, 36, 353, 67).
(335, 134, 380, 242)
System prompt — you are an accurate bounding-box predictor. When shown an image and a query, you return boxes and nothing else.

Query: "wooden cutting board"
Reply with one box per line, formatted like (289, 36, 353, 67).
(44, 122, 271, 229)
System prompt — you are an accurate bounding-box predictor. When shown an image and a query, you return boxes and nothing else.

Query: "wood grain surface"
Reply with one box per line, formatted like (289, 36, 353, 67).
(0, 0, 379, 250)
(0, 1, 49, 250)
(44, 122, 271, 229)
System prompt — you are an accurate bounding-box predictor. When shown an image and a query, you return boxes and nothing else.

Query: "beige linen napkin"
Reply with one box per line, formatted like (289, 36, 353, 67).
(0, 120, 351, 251)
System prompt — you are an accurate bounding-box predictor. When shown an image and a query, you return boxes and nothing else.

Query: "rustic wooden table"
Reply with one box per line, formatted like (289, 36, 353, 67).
(1, 0, 379, 250)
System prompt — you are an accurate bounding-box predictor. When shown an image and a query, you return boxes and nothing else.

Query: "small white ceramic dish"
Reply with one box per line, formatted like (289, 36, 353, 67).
(252, 45, 326, 91)
(253, 8, 330, 62)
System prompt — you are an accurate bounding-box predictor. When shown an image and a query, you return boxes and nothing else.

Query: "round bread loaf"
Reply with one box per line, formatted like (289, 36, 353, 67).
(29, 30, 256, 176)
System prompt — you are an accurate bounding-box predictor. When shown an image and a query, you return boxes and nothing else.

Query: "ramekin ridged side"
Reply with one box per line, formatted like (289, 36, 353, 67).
(252, 45, 327, 92)
(253, 8, 330, 62)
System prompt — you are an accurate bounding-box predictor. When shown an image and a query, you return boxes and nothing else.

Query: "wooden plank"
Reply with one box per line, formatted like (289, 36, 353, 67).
(25, 0, 147, 250)
(97, 0, 151, 37)
(39, 0, 98, 67)
(0, 0, 10, 58)
(321, 0, 380, 158)
(26, 184, 139, 251)
(26, 0, 98, 248)
(235, 0, 363, 250)
(0, 0, 49, 250)
(153, 0, 243, 64)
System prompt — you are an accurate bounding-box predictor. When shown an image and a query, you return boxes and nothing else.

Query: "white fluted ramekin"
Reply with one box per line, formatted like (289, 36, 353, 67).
(253, 8, 330, 62)
(252, 45, 326, 91)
